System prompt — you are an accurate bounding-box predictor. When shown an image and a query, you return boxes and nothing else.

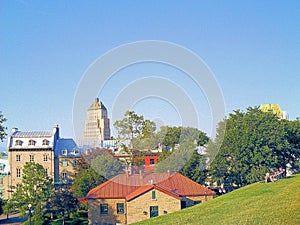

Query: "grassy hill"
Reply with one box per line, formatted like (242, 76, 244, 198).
(133, 175, 300, 225)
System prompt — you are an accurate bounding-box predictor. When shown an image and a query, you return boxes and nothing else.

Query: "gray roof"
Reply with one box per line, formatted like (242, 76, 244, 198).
(12, 131, 53, 138)
(55, 138, 77, 154)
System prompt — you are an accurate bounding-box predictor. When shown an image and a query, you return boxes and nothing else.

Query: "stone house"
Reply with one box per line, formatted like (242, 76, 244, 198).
(86, 172, 215, 224)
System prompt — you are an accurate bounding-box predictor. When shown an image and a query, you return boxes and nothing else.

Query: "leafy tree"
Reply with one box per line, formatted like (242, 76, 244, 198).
(114, 110, 156, 150)
(282, 119, 300, 173)
(72, 167, 106, 197)
(180, 150, 207, 184)
(45, 188, 79, 224)
(8, 162, 54, 224)
(208, 107, 288, 191)
(0, 112, 7, 141)
(156, 127, 209, 179)
(91, 154, 125, 179)
(157, 126, 209, 150)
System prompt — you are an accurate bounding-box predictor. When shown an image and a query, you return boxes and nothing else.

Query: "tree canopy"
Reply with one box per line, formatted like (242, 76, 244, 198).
(8, 162, 54, 224)
(207, 107, 299, 191)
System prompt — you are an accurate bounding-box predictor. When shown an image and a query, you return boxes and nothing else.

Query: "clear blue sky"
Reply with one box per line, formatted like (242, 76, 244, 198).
(1, 1, 300, 149)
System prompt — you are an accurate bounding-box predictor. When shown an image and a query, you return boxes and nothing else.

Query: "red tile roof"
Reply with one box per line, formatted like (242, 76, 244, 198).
(86, 172, 215, 200)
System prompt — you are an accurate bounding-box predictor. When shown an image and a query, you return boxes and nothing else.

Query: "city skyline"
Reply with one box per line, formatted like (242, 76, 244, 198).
(1, 1, 300, 150)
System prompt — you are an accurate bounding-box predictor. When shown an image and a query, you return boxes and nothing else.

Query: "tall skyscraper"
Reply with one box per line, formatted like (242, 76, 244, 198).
(83, 98, 111, 142)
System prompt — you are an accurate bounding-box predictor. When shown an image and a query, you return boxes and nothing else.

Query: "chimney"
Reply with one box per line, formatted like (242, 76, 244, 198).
(167, 169, 171, 176)
(53, 124, 59, 139)
(12, 127, 18, 133)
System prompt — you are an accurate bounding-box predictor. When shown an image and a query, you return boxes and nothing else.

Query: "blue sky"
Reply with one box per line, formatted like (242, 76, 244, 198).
(1, 1, 300, 149)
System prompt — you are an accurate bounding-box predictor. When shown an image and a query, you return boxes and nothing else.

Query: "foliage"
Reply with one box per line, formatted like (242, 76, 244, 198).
(179, 150, 207, 184)
(282, 119, 300, 173)
(157, 126, 209, 150)
(45, 187, 79, 224)
(72, 167, 106, 198)
(133, 175, 300, 225)
(91, 154, 125, 179)
(208, 107, 289, 190)
(156, 128, 209, 180)
(0, 111, 7, 141)
(114, 110, 156, 151)
(8, 162, 54, 222)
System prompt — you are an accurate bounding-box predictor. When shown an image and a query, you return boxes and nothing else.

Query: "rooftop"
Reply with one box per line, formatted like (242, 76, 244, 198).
(86, 172, 215, 201)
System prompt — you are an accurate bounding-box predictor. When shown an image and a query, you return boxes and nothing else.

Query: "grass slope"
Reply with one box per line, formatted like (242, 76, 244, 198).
(133, 175, 300, 225)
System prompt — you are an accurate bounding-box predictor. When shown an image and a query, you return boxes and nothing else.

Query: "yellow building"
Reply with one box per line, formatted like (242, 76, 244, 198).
(83, 98, 111, 145)
(260, 104, 285, 119)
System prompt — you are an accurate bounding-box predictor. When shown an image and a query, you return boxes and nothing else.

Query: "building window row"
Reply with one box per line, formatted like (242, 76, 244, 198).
(100, 203, 124, 215)
(14, 139, 49, 146)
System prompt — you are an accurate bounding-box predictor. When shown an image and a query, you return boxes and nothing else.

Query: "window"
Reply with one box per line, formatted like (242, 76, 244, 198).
(74, 171, 78, 176)
(152, 190, 156, 200)
(62, 172, 68, 179)
(62, 160, 68, 167)
(150, 159, 155, 165)
(0, 165, 3, 171)
(42, 139, 49, 146)
(45, 168, 48, 177)
(16, 155, 21, 162)
(150, 206, 159, 218)
(117, 203, 124, 214)
(16, 168, 21, 178)
(29, 155, 34, 162)
(62, 149, 68, 155)
(194, 200, 202, 205)
(28, 140, 35, 146)
(0, 177, 4, 185)
(181, 201, 186, 209)
(15, 140, 22, 146)
(43, 154, 48, 162)
(73, 160, 77, 167)
(100, 204, 108, 215)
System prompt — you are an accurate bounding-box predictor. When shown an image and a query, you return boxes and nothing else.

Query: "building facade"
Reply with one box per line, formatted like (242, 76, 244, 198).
(84, 98, 111, 145)
(86, 172, 215, 224)
(6, 125, 79, 198)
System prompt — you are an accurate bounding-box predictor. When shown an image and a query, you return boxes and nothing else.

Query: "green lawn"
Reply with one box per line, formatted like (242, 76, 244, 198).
(133, 175, 300, 225)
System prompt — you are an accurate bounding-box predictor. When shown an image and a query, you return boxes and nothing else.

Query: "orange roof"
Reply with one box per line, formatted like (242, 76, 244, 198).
(86, 172, 215, 200)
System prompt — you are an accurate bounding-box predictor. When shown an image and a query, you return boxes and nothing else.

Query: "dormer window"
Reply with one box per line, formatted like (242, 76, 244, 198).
(42, 139, 50, 146)
(15, 140, 22, 146)
(28, 140, 35, 146)
(74, 148, 80, 155)
(62, 149, 68, 156)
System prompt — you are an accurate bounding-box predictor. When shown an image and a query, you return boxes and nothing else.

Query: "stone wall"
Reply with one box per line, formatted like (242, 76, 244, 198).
(88, 198, 126, 225)
(126, 189, 181, 224)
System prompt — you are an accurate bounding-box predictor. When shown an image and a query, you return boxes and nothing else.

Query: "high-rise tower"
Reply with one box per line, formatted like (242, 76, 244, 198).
(83, 98, 111, 142)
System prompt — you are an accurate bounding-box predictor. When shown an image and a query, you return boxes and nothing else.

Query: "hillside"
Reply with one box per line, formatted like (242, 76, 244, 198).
(133, 175, 300, 225)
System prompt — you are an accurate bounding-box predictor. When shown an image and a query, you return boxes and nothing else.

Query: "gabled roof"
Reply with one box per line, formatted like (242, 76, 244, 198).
(86, 172, 215, 200)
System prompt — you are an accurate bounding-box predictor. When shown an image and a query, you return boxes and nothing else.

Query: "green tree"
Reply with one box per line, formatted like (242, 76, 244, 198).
(208, 107, 288, 191)
(180, 150, 207, 184)
(0, 112, 7, 141)
(91, 154, 125, 179)
(156, 127, 209, 179)
(8, 162, 54, 224)
(282, 119, 300, 173)
(72, 167, 106, 198)
(45, 188, 79, 224)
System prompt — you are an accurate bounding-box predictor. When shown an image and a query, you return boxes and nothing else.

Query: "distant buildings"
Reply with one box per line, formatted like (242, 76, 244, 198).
(86, 172, 215, 224)
(83, 98, 111, 145)
(5, 125, 79, 199)
(260, 104, 289, 120)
